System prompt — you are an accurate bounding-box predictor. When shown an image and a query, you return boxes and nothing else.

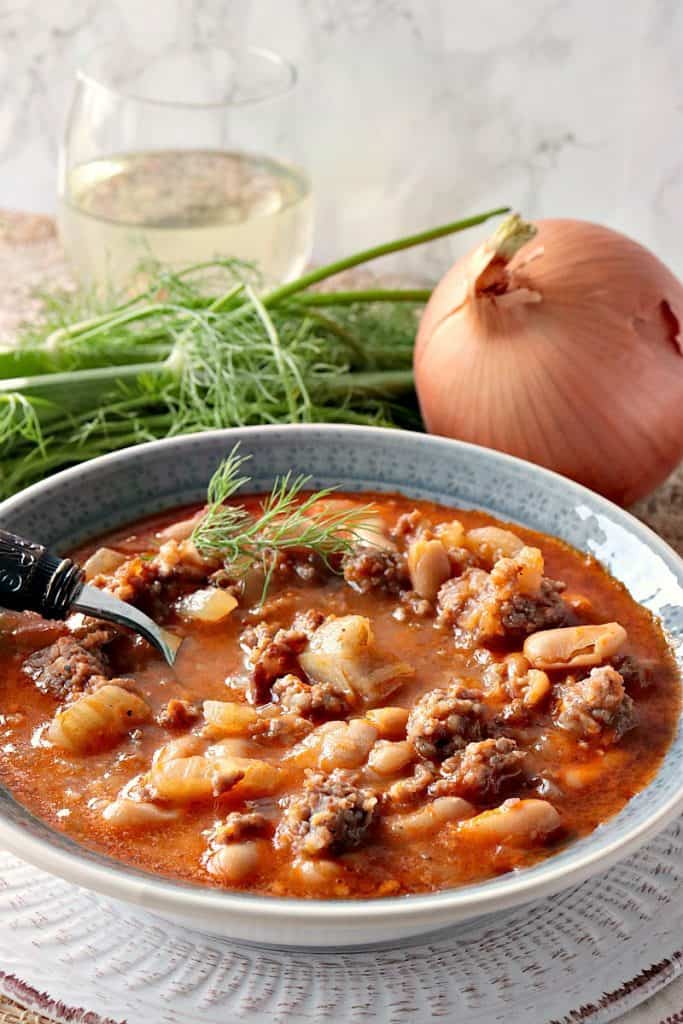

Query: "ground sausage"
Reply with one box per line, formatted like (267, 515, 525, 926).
(271, 673, 352, 722)
(241, 622, 310, 704)
(209, 811, 270, 845)
(555, 666, 635, 743)
(384, 763, 435, 808)
(391, 509, 426, 539)
(500, 578, 572, 636)
(276, 769, 378, 856)
(342, 549, 409, 595)
(406, 682, 486, 761)
(431, 737, 526, 803)
(22, 635, 108, 699)
(157, 699, 201, 730)
(612, 654, 653, 690)
(437, 556, 571, 644)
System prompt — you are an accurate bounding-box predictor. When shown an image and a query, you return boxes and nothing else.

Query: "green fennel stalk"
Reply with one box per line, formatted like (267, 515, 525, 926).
(0, 206, 509, 497)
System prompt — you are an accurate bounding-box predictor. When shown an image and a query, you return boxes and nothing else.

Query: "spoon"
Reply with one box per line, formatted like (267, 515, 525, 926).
(0, 529, 179, 666)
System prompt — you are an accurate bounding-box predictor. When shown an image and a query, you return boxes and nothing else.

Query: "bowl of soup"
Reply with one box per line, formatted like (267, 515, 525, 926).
(0, 424, 680, 947)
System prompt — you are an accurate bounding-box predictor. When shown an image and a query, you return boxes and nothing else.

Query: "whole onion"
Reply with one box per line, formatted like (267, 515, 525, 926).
(414, 215, 683, 505)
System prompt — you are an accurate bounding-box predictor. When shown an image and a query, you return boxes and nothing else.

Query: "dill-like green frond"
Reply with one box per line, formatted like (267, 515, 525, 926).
(0, 206, 509, 498)
(192, 445, 373, 599)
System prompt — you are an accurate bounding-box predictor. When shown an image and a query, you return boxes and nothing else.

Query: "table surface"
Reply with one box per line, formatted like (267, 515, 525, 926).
(0, 208, 681, 1024)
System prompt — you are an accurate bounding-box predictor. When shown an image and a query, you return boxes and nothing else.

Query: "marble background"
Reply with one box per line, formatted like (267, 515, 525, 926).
(0, 0, 680, 277)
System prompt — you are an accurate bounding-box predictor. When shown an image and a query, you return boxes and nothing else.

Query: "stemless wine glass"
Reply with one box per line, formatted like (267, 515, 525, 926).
(57, 44, 313, 290)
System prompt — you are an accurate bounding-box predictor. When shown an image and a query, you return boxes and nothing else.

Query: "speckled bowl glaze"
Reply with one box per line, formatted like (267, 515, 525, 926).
(0, 425, 681, 948)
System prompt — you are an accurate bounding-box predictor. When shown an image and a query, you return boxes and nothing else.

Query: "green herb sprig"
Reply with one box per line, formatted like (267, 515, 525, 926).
(192, 445, 373, 599)
(0, 206, 509, 498)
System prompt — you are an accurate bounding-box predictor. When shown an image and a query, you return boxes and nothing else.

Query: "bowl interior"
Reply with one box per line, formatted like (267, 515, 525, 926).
(0, 424, 681, 918)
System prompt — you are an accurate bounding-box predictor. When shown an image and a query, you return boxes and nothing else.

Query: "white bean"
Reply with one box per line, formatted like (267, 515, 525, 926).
(103, 798, 179, 828)
(149, 755, 245, 803)
(293, 857, 345, 887)
(524, 623, 627, 670)
(318, 719, 379, 771)
(465, 526, 524, 566)
(407, 538, 451, 600)
(203, 700, 257, 738)
(208, 737, 257, 758)
(458, 798, 561, 845)
(157, 510, 205, 541)
(367, 739, 414, 776)
(153, 734, 204, 764)
(205, 840, 265, 882)
(386, 796, 475, 839)
(366, 706, 409, 739)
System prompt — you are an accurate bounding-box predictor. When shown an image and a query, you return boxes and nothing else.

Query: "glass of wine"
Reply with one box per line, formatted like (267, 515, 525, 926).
(58, 44, 313, 290)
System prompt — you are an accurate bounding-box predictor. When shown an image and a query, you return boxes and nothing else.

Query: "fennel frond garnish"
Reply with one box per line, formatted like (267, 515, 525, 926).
(0, 206, 510, 498)
(192, 445, 373, 598)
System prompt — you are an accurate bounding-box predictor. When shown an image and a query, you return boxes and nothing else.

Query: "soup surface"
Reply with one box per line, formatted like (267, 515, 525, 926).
(0, 491, 679, 899)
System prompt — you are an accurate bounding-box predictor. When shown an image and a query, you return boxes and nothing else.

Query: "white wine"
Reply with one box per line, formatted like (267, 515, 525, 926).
(58, 149, 314, 289)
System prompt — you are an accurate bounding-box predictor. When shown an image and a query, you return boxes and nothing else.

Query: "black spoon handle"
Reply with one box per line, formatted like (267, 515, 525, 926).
(0, 529, 84, 620)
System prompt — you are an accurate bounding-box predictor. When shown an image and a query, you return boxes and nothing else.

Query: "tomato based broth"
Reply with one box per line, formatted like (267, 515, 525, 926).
(0, 492, 679, 899)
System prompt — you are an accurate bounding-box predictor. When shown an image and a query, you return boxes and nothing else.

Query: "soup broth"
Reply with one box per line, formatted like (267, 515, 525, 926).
(0, 491, 678, 899)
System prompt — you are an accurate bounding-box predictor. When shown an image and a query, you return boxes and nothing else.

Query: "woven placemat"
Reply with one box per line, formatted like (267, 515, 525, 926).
(0, 210, 681, 1024)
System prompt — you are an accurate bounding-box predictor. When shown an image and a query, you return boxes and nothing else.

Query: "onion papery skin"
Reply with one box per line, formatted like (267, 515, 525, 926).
(414, 218, 683, 506)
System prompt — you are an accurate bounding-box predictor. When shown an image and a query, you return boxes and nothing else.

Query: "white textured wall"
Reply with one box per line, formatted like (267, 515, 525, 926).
(1, 0, 680, 276)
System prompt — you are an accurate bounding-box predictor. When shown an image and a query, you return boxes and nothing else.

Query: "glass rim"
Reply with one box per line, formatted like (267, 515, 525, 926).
(75, 43, 297, 109)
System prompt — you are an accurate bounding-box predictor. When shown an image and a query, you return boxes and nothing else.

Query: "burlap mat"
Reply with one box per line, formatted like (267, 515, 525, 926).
(0, 210, 680, 1024)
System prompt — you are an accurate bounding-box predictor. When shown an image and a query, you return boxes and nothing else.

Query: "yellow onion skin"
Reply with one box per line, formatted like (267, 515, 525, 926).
(415, 218, 683, 505)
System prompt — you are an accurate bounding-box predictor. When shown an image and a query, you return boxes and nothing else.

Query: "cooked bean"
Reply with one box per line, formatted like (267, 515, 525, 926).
(293, 857, 348, 890)
(103, 798, 179, 828)
(386, 796, 475, 839)
(286, 718, 378, 771)
(150, 755, 245, 802)
(465, 526, 524, 565)
(367, 739, 415, 776)
(205, 840, 265, 882)
(366, 706, 409, 739)
(354, 515, 397, 553)
(48, 684, 150, 754)
(203, 700, 257, 738)
(559, 749, 628, 790)
(407, 537, 452, 600)
(231, 758, 281, 798)
(524, 623, 627, 670)
(208, 737, 257, 758)
(318, 718, 379, 771)
(154, 734, 204, 764)
(310, 500, 396, 553)
(458, 798, 561, 845)
(203, 754, 281, 799)
(157, 510, 205, 541)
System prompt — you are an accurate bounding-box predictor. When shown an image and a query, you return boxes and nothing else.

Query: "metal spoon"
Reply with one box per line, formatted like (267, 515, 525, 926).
(0, 529, 179, 666)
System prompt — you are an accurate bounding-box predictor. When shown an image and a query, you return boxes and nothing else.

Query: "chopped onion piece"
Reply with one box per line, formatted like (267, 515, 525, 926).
(177, 587, 237, 623)
(83, 546, 126, 580)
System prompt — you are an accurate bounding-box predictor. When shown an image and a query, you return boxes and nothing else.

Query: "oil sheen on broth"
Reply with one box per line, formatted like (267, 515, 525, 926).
(0, 492, 679, 900)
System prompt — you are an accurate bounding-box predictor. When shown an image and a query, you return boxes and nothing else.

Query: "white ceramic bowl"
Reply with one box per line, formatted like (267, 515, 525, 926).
(0, 425, 681, 947)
